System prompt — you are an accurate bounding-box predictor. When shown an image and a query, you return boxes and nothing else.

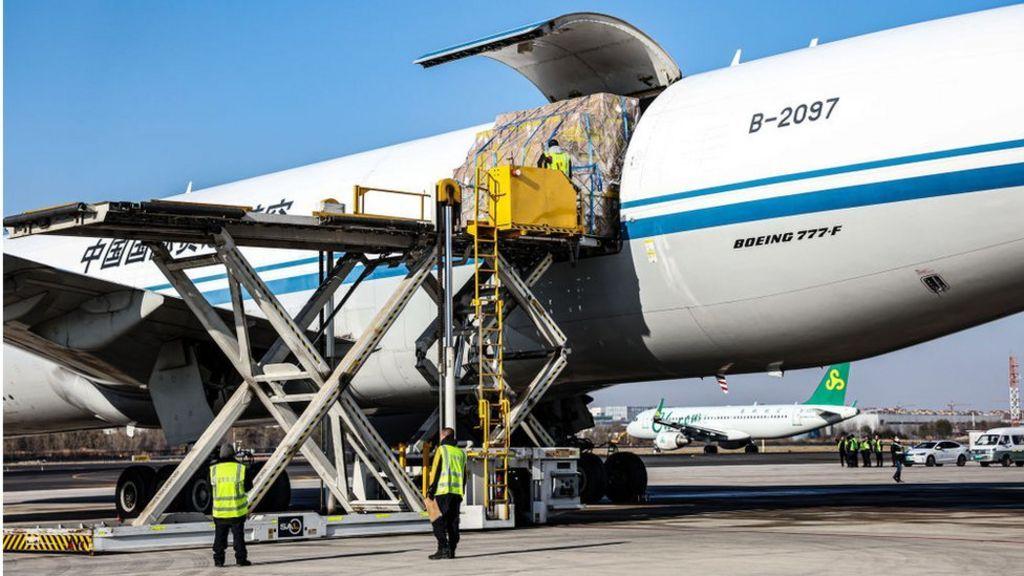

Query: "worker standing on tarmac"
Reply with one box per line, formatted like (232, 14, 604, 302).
(873, 434, 884, 467)
(210, 444, 251, 568)
(846, 434, 859, 468)
(427, 427, 467, 560)
(892, 437, 905, 483)
(860, 434, 873, 468)
(537, 139, 573, 179)
(837, 435, 847, 467)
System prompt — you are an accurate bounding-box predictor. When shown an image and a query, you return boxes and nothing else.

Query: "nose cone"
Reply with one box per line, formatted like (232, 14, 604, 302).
(626, 419, 642, 438)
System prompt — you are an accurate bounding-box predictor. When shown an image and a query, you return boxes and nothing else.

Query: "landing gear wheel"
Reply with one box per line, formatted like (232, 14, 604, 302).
(1015, 461, 1023, 467)
(115, 465, 155, 519)
(508, 467, 533, 526)
(956, 454, 967, 467)
(246, 462, 291, 512)
(604, 452, 647, 504)
(703, 445, 718, 455)
(578, 452, 606, 504)
(744, 443, 759, 454)
(926, 455, 935, 467)
(182, 474, 213, 514)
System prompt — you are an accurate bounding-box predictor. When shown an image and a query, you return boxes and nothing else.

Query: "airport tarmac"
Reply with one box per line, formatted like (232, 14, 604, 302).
(4, 454, 1022, 575)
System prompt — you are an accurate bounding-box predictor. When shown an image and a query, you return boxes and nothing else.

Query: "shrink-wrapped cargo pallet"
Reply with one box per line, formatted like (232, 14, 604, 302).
(453, 93, 638, 238)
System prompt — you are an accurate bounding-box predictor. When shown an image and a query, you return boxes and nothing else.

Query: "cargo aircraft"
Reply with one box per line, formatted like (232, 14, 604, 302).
(4, 6, 1023, 511)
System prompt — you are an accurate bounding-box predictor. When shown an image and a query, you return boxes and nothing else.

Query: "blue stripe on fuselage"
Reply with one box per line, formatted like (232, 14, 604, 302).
(623, 162, 1024, 239)
(620, 138, 1024, 210)
(145, 156, 1024, 304)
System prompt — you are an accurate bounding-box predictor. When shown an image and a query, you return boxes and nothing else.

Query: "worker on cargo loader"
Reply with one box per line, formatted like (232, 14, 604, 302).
(210, 444, 251, 568)
(537, 138, 573, 179)
(427, 427, 466, 560)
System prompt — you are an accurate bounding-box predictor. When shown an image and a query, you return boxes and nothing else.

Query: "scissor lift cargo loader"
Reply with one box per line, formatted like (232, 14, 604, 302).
(3, 184, 587, 553)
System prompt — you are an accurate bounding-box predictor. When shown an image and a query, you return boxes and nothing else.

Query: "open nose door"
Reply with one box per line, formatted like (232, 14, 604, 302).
(414, 12, 681, 102)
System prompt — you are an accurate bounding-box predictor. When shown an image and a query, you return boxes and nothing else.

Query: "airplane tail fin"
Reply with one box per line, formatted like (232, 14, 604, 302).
(654, 398, 665, 420)
(804, 363, 850, 406)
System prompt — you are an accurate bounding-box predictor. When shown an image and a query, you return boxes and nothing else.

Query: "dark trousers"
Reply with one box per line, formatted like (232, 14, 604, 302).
(875, 451, 883, 467)
(848, 451, 859, 467)
(893, 459, 903, 482)
(891, 451, 899, 466)
(839, 449, 846, 466)
(213, 518, 247, 564)
(861, 451, 871, 467)
(431, 494, 462, 554)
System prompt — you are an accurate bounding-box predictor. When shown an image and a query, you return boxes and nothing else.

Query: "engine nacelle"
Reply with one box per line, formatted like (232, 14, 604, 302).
(654, 431, 690, 451)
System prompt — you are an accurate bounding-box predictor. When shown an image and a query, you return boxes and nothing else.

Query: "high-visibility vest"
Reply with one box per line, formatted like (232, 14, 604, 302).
(847, 438, 857, 451)
(860, 440, 871, 451)
(431, 444, 466, 497)
(549, 151, 571, 178)
(210, 461, 248, 519)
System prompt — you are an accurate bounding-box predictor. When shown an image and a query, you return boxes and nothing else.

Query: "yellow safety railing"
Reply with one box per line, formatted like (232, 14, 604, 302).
(352, 185, 430, 220)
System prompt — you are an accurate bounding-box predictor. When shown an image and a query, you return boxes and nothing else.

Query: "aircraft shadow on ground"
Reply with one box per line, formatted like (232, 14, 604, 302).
(549, 481, 1024, 525)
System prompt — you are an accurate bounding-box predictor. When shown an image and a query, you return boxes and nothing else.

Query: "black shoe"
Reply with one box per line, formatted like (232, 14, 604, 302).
(429, 548, 450, 560)
(214, 561, 225, 568)
(449, 548, 456, 559)
(237, 559, 252, 567)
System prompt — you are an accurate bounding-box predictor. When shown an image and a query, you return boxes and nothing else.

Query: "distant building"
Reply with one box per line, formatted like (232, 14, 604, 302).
(589, 406, 651, 423)
(828, 410, 1009, 436)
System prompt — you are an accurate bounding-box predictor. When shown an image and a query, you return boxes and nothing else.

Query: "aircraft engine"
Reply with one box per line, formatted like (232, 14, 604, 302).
(654, 431, 690, 450)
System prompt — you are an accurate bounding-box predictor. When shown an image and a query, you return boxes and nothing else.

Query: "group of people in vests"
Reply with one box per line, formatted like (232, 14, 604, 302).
(837, 433, 906, 482)
(838, 433, 887, 467)
(207, 427, 468, 567)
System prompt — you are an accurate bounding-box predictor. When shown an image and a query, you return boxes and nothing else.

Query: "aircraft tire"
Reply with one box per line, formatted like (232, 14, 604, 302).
(578, 452, 606, 504)
(181, 472, 213, 514)
(604, 452, 647, 504)
(744, 443, 759, 454)
(508, 467, 533, 526)
(703, 445, 718, 454)
(115, 465, 156, 519)
(246, 462, 291, 512)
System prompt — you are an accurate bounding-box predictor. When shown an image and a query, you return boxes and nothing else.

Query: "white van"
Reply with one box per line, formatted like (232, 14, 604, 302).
(970, 427, 1024, 467)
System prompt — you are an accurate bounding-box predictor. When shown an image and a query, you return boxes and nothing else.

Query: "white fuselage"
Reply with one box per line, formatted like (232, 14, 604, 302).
(4, 6, 1024, 432)
(626, 404, 860, 443)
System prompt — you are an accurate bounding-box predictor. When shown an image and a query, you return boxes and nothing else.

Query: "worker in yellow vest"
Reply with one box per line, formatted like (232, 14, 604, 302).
(426, 427, 467, 560)
(537, 138, 573, 180)
(210, 444, 251, 567)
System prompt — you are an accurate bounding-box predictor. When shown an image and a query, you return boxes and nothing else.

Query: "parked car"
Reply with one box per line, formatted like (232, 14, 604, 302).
(904, 440, 969, 467)
(970, 427, 1024, 467)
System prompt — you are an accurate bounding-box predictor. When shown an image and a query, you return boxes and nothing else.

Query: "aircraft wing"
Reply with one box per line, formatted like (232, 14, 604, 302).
(653, 416, 732, 443)
(3, 253, 334, 388)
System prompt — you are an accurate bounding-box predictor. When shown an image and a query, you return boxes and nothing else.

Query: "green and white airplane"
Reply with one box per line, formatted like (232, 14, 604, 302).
(626, 364, 858, 451)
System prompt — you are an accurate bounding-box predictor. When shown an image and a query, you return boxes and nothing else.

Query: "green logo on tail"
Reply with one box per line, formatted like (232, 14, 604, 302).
(804, 363, 850, 406)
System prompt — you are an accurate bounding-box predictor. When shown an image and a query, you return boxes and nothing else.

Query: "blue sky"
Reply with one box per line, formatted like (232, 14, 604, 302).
(5, 0, 1022, 409)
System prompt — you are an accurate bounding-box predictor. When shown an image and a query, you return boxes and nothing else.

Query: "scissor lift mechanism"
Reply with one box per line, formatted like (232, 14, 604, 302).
(3, 196, 577, 552)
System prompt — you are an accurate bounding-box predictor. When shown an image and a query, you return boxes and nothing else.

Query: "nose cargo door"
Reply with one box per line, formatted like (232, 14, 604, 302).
(414, 12, 681, 102)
